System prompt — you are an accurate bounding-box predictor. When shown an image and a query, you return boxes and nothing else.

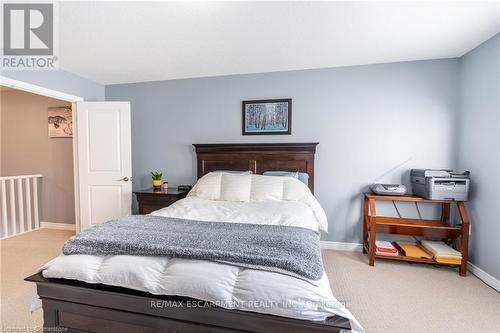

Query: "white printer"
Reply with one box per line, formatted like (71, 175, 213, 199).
(410, 169, 470, 201)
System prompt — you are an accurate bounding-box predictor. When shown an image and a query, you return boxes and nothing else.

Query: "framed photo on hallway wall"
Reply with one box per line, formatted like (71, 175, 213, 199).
(48, 106, 73, 138)
(242, 99, 292, 135)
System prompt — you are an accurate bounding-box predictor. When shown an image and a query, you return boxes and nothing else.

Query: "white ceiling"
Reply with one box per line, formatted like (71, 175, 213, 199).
(58, 1, 500, 85)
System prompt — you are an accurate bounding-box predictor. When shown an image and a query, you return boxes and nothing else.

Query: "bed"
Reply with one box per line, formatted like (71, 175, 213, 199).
(26, 143, 362, 333)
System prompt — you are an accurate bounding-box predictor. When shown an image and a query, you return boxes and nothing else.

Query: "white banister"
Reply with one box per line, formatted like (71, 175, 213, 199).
(25, 178, 32, 231)
(0, 174, 43, 181)
(17, 178, 25, 233)
(9, 180, 16, 235)
(0, 175, 43, 238)
(33, 178, 40, 229)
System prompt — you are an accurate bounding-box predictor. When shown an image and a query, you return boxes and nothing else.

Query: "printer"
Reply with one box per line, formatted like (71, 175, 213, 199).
(410, 169, 470, 201)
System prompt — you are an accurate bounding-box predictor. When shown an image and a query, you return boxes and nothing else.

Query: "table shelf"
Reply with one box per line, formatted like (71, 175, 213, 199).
(364, 193, 459, 203)
(373, 216, 459, 229)
(362, 242, 461, 266)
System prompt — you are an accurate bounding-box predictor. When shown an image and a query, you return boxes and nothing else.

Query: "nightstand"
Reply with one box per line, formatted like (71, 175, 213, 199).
(134, 188, 188, 214)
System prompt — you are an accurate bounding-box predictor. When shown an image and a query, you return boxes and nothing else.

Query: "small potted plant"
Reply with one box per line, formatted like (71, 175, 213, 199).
(151, 171, 162, 190)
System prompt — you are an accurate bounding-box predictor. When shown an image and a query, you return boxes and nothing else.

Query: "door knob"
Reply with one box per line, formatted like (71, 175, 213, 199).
(119, 177, 129, 182)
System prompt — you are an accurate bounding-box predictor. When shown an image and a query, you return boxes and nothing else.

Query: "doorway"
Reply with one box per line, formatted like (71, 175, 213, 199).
(0, 86, 79, 237)
(1, 76, 132, 235)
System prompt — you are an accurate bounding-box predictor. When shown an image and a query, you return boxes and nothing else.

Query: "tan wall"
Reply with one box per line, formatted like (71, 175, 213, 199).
(1, 90, 75, 224)
(0, 91, 2, 176)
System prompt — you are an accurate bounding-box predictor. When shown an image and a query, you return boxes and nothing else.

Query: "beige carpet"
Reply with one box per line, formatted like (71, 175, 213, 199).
(1, 228, 75, 331)
(1, 229, 499, 332)
(323, 250, 500, 333)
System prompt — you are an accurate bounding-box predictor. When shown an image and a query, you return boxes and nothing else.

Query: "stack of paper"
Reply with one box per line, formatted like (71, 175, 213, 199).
(421, 240, 462, 264)
(397, 242, 433, 259)
(375, 241, 399, 256)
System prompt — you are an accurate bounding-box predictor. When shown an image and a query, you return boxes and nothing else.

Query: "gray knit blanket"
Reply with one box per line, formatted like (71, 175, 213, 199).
(62, 215, 323, 281)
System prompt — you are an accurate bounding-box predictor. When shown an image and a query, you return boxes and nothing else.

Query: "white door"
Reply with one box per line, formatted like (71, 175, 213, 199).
(76, 102, 132, 231)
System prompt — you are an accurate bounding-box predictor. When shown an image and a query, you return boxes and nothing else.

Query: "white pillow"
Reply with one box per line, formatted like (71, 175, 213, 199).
(281, 171, 299, 179)
(250, 175, 284, 201)
(283, 177, 328, 232)
(220, 173, 252, 202)
(187, 172, 222, 200)
(283, 177, 306, 201)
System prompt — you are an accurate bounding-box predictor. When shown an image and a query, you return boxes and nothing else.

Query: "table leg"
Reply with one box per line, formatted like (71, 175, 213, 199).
(368, 199, 377, 266)
(441, 203, 453, 246)
(363, 197, 369, 254)
(457, 202, 470, 276)
(441, 202, 451, 223)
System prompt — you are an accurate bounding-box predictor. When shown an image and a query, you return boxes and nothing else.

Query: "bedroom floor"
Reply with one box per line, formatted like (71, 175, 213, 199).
(322, 251, 500, 333)
(1, 228, 75, 331)
(1, 229, 499, 333)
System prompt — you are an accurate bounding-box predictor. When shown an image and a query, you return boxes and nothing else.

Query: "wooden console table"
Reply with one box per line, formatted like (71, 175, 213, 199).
(363, 193, 470, 276)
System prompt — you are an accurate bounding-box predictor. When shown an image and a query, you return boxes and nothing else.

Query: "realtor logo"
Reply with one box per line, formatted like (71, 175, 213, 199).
(4, 3, 53, 55)
(2, 2, 58, 70)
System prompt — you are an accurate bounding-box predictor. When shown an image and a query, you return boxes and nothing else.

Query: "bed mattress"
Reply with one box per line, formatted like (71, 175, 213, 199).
(42, 254, 357, 326)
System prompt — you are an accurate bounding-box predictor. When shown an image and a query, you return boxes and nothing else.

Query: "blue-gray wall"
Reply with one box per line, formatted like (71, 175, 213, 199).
(457, 34, 500, 280)
(106, 59, 460, 243)
(2, 70, 104, 101)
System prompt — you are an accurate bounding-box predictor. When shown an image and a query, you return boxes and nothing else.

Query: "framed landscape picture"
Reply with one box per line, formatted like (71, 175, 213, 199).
(242, 99, 291, 135)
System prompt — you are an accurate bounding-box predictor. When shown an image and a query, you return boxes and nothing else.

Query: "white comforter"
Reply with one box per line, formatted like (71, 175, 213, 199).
(39, 176, 363, 332)
(155, 196, 323, 231)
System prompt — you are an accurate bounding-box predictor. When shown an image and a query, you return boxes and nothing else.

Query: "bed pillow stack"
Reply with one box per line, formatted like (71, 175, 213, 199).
(188, 172, 301, 202)
(187, 172, 329, 232)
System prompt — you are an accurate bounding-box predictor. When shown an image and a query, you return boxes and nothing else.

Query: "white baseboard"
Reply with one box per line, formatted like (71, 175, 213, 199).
(320, 241, 363, 252)
(40, 222, 76, 231)
(1, 222, 75, 239)
(467, 262, 500, 293)
(0, 228, 40, 240)
(320, 241, 500, 293)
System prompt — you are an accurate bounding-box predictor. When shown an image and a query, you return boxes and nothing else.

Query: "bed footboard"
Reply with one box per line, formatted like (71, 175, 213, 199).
(26, 273, 350, 333)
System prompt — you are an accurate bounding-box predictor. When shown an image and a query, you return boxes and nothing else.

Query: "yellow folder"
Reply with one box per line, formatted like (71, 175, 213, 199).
(397, 242, 433, 259)
(435, 257, 462, 264)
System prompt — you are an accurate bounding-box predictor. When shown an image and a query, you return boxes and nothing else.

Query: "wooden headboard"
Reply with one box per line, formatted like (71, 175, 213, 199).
(193, 143, 319, 193)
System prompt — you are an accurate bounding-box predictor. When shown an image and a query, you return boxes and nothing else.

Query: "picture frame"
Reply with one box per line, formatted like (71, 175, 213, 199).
(48, 106, 73, 138)
(242, 99, 292, 135)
